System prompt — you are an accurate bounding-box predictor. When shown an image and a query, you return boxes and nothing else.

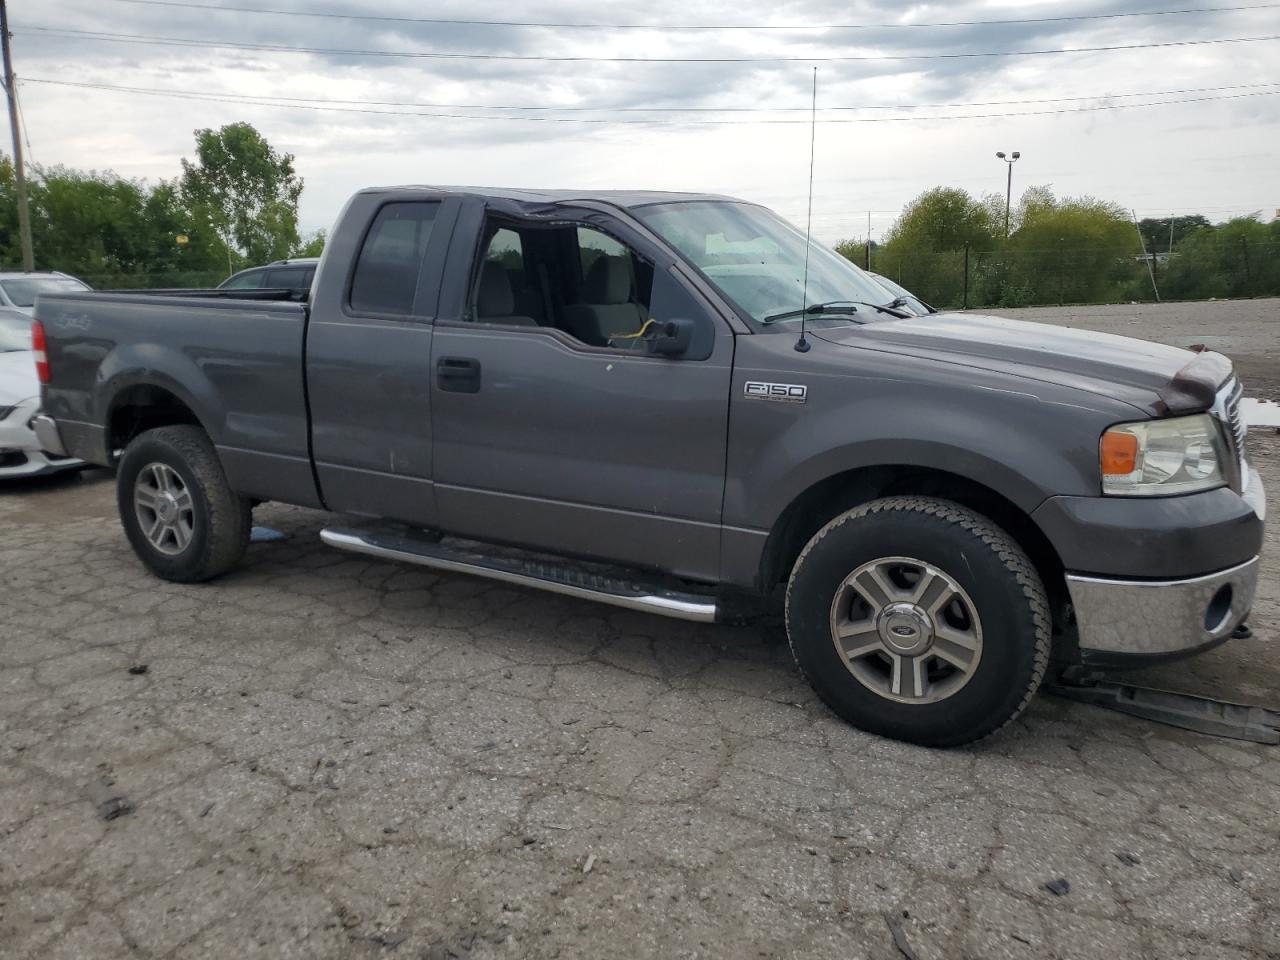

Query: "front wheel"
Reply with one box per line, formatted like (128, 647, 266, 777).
(785, 497, 1050, 747)
(116, 425, 251, 583)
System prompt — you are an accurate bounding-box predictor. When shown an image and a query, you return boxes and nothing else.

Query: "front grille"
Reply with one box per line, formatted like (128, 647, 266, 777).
(1225, 380, 1247, 454)
(1214, 377, 1248, 489)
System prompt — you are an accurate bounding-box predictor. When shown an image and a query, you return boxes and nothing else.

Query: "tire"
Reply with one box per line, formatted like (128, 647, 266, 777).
(785, 497, 1049, 748)
(116, 425, 251, 583)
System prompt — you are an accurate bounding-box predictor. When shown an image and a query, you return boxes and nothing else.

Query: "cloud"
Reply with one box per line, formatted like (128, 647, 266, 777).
(13, 0, 1280, 242)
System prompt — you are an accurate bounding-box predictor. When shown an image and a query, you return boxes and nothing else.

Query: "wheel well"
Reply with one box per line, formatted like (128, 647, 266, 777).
(761, 465, 1069, 632)
(107, 385, 203, 458)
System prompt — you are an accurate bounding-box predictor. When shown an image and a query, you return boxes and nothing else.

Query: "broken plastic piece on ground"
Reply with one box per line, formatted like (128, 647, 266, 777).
(250, 525, 286, 542)
(1044, 878, 1071, 896)
(1047, 680, 1280, 744)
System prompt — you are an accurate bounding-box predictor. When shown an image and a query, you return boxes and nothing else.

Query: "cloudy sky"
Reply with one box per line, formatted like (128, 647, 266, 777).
(12, 0, 1280, 242)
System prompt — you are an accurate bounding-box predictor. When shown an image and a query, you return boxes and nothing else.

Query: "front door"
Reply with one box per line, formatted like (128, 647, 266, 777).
(429, 205, 734, 582)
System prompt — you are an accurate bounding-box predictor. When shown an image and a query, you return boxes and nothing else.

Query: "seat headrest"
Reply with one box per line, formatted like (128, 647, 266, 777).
(477, 260, 515, 316)
(584, 256, 631, 305)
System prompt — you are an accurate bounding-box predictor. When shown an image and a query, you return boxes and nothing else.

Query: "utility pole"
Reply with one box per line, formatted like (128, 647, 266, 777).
(1, 0, 33, 271)
(996, 151, 1020, 239)
(865, 210, 871, 271)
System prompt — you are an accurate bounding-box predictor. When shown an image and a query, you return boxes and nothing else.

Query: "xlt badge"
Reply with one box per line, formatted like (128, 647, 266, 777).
(744, 381, 807, 403)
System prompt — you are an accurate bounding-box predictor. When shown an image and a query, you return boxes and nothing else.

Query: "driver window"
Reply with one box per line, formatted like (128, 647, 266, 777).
(471, 218, 713, 359)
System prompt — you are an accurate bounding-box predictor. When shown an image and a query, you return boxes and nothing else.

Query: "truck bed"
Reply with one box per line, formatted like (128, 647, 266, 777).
(36, 291, 320, 506)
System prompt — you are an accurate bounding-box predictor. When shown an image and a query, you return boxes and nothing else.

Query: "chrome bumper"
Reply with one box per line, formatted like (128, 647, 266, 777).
(31, 414, 66, 457)
(1067, 556, 1258, 658)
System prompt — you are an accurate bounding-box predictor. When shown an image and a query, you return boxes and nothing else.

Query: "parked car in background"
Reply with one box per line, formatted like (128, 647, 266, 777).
(868, 272, 934, 316)
(0, 311, 83, 478)
(218, 258, 318, 301)
(0, 271, 91, 316)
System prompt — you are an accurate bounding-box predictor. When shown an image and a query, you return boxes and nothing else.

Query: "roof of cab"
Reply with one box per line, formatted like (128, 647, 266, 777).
(353, 185, 752, 210)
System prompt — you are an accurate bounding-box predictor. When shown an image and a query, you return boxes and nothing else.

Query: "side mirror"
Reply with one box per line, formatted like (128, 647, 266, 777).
(645, 317, 694, 357)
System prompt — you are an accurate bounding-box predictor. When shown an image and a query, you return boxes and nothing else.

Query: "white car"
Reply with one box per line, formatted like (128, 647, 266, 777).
(0, 271, 90, 316)
(0, 311, 83, 478)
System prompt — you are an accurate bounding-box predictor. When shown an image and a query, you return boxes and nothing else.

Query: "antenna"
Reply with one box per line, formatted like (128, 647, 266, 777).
(795, 66, 817, 353)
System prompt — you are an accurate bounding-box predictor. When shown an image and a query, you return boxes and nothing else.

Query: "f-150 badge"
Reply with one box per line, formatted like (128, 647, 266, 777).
(744, 381, 807, 403)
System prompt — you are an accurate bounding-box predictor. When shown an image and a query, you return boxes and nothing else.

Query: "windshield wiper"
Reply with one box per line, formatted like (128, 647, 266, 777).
(763, 300, 909, 324)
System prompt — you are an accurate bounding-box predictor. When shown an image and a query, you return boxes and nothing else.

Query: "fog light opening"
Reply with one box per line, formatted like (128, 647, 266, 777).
(1205, 584, 1234, 634)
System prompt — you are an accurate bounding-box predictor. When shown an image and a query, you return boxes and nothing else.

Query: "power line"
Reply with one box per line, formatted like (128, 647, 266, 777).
(20, 25, 1280, 63)
(97, 0, 1280, 32)
(22, 76, 1280, 124)
(19, 76, 1279, 115)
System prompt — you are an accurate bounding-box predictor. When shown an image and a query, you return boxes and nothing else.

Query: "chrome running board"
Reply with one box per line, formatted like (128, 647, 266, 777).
(320, 527, 718, 623)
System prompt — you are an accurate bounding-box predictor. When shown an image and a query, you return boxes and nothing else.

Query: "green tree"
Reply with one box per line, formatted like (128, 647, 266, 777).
(869, 187, 999, 306)
(1139, 215, 1211, 255)
(297, 228, 326, 258)
(180, 122, 302, 272)
(984, 188, 1142, 306)
(1161, 216, 1279, 300)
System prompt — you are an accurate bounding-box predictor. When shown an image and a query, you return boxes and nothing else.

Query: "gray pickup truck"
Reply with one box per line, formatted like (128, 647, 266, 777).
(33, 186, 1266, 746)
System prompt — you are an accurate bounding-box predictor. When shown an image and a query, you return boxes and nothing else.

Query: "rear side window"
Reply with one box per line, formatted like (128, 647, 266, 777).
(265, 266, 311, 289)
(349, 202, 440, 315)
(221, 268, 268, 290)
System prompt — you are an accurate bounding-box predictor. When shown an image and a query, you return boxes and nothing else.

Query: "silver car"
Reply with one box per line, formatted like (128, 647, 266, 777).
(0, 271, 90, 317)
(0, 309, 84, 478)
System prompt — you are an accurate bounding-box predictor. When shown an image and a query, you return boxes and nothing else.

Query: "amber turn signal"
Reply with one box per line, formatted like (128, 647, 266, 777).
(1100, 430, 1139, 476)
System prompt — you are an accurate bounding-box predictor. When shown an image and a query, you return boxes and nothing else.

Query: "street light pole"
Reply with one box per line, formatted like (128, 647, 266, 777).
(996, 151, 1021, 240)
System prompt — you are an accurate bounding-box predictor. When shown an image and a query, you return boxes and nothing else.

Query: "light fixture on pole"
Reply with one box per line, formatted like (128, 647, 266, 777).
(996, 151, 1021, 239)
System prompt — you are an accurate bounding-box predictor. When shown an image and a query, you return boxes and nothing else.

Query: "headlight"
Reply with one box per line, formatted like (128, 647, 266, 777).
(1101, 413, 1229, 496)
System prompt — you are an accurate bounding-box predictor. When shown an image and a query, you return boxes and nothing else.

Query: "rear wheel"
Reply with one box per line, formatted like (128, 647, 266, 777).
(785, 497, 1049, 747)
(116, 425, 251, 582)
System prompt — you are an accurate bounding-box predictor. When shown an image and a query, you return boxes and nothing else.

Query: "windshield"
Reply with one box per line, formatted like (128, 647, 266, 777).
(0, 276, 89, 308)
(0, 313, 30, 351)
(631, 200, 896, 328)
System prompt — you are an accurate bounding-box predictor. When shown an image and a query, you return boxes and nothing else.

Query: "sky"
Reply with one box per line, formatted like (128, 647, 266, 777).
(11, 0, 1280, 243)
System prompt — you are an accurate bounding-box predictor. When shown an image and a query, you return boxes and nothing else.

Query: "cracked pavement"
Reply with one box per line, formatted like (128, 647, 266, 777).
(3, 307, 1279, 959)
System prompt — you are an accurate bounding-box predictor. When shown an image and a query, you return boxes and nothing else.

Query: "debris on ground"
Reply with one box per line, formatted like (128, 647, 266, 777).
(1044, 878, 1071, 896)
(127, 664, 148, 675)
(884, 912, 920, 960)
(582, 853, 596, 874)
(1115, 852, 1142, 866)
(86, 775, 133, 821)
(1229, 868, 1244, 883)
(199, 802, 215, 817)
(250, 525, 287, 542)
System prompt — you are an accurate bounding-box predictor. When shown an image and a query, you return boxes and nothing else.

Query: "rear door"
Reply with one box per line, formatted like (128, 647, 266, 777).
(306, 191, 461, 526)
(428, 201, 736, 581)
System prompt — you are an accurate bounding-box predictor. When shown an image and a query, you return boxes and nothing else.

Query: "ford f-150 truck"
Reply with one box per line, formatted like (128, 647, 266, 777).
(32, 186, 1267, 746)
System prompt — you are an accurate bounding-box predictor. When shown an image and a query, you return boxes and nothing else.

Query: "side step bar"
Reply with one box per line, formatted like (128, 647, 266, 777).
(320, 527, 719, 623)
(1046, 681, 1280, 744)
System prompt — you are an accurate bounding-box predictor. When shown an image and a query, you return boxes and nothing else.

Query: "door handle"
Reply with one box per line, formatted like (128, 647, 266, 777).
(436, 356, 481, 393)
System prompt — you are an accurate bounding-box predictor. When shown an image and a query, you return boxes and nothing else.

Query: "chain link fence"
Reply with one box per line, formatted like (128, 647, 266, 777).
(863, 237, 1280, 311)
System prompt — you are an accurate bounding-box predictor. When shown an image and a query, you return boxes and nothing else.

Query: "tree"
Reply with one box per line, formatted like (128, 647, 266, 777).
(868, 187, 999, 306)
(297, 229, 326, 258)
(180, 123, 302, 271)
(1139, 215, 1211, 254)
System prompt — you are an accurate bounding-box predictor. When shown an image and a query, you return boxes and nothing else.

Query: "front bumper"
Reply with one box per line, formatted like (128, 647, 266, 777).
(1068, 556, 1258, 667)
(1064, 465, 1264, 666)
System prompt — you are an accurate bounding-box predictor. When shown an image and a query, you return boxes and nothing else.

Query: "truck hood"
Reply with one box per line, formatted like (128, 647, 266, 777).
(0, 349, 38, 405)
(813, 312, 1227, 414)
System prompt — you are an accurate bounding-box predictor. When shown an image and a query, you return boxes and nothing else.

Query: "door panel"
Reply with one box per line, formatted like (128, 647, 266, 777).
(429, 209, 734, 580)
(430, 324, 732, 578)
(306, 194, 459, 524)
